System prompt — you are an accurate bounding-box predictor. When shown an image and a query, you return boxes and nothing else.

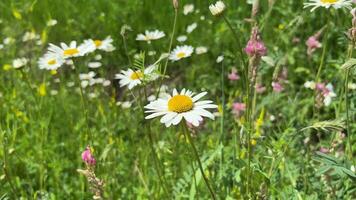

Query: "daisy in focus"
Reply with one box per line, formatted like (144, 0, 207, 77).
(48, 41, 93, 58)
(38, 53, 65, 70)
(303, 0, 353, 12)
(169, 45, 194, 61)
(136, 30, 165, 43)
(144, 88, 217, 127)
(115, 65, 159, 89)
(82, 36, 115, 53)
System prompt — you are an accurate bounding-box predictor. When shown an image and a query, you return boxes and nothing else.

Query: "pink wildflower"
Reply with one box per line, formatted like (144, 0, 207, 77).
(244, 27, 267, 57)
(272, 81, 284, 93)
(232, 102, 246, 117)
(82, 146, 96, 166)
(228, 68, 240, 81)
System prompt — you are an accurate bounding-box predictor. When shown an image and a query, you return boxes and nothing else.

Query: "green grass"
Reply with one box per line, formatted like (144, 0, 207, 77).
(0, 0, 355, 199)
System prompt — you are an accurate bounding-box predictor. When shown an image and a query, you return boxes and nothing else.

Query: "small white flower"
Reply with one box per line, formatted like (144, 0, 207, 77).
(82, 36, 115, 53)
(22, 32, 39, 42)
(186, 22, 198, 34)
(169, 45, 194, 61)
(103, 80, 111, 87)
(209, 1, 226, 16)
(183, 4, 195, 15)
(67, 82, 75, 87)
(88, 93, 98, 99)
(304, 81, 316, 89)
(136, 30, 165, 43)
(177, 35, 188, 42)
(0, 44, 3, 50)
(3, 37, 15, 45)
(348, 82, 356, 90)
(148, 51, 157, 56)
(195, 46, 208, 54)
(216, 55, 224, 63)
(38, 53, 64, 70)
(12, 58, 29, 69)
(94, 54, 102, 60)
(88, 62, 102, 69)
(200, 16, 206, 21)
(50, 90, 58, 96)
(79, 71, 96, 80)
(303, 0, 353, 12)
(144, 88, 218, 127)
(121, 101, 132, 109)
(115, 65, 159, 89)
(48, 41, 92, 58)
(81, 80, 89, 88)
(47, 19, 58, 26)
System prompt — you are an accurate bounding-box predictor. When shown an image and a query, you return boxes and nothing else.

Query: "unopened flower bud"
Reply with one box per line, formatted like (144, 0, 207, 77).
(172, 0, 178, 9)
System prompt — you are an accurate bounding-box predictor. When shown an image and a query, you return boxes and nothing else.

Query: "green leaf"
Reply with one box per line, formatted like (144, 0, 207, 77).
(341, 58, 356, 70)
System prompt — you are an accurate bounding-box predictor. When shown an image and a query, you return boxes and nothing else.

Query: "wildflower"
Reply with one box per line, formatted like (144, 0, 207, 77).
(12, 58, 28, 69)
(183, 4, 194, 15)
(244, 27, 267, 57)
(177, 35, 188, 42)
(46, 19, 57, 26)
(136, 30, 165, 43)
(186, 22, 198, 34)
(255, 83, 266, 93)
(115, 65, 159, 89)
(38, 53, 64, 70)
(50, 90, 58, 96)
(79, 71, 96, 80)
(272, 81, 284, 93)
(121, 101, 132, 109)
(38, 83, 46, 96)
(306, 34, 322, 56)
(48, 41, 92, 58)
(82, 36, 115, 52)
(310, 82, 337, 107)
(303, 0, 353, 12)
(304, 80, 316, 89)
(195, 46, 208, 54)
(228, 68, 240, 81)
(22, 31, 39, 42)
(209, 1, 226, 16)
(169, 45, 194, 61)
(145, 88, 217, 127)
(232, 102, 246, 117)
(88, 62, 102, 69)
(81, 146, 96, 166)
(216, 55, 224, 63)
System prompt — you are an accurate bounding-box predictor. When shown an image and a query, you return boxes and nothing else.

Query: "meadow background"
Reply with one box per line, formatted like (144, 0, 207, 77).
(0, 0, 355, 199)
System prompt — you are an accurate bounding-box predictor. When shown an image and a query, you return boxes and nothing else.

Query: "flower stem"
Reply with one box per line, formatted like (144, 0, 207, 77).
(344, 44, 354, 160)
(156, 8, 178, 97)
(182, 124, 216, 200)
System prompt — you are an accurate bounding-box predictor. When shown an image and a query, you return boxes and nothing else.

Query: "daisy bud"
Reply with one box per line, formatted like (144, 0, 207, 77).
(209, 1, 226, 16)
(172, 0, 179, 9)
(82, 146, 96, 166)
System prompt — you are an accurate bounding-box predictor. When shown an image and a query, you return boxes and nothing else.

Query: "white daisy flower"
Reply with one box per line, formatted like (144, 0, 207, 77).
(115, 65, 159, 89)
(12, 58, 29, 69)
(144, 88, 218, 127)
(82, 36, 115, 52)
(136, 30, 165, 43)
(303, 0, 353, 12)
(169, 45, 194, 61)
(209, 1, 226, 16)
(88, 62, 102, 68)
(48, 41, 92, 58)
(183, 4, 195, 15)
(177, 35, 188, 42)
(195, 46, 208, 54)
(38, 53, 64, 70)
(186, 22, 198, 34)
(79, 71, 96, 80)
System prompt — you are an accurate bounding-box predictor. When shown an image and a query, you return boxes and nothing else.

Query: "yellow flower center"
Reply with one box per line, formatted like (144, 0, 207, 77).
(94, 40, 102, 47)
(130, 71, 144, 80)
(47, 59, 56, 65)
(177, 52, 186, 58)
(321, 0, 338, 3)
(168, 95, 194, 113)
(63, 48, 79, 56)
